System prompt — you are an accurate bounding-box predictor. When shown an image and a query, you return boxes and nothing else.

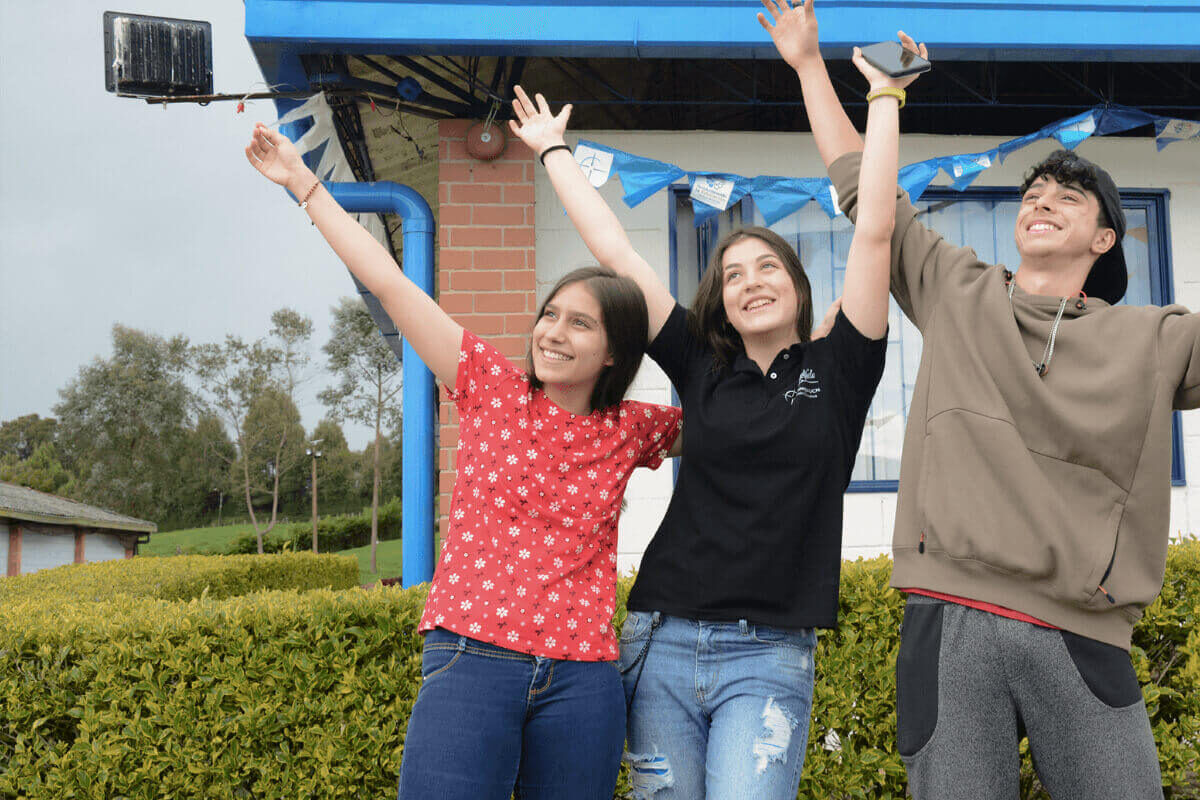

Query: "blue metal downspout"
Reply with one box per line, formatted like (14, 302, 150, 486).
(328, 183, 437, 588)
(255, 48, 436, 586)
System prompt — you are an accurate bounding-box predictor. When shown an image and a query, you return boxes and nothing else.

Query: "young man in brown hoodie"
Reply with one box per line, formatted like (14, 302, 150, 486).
(762, 0, 1189, 797)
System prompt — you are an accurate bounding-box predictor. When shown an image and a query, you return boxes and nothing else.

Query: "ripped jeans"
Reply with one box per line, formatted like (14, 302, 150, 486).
(618, 612, 816, 800)
(397, 629, 625, 800)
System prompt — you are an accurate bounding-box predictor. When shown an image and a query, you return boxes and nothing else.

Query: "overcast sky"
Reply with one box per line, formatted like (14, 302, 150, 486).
(0, 0, 379, 449)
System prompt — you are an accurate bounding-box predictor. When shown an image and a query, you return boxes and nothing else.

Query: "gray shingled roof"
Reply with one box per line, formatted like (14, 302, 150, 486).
(0, 482, 156, 534)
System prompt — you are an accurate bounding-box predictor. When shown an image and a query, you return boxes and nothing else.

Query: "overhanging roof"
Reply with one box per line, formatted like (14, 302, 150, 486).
(0, 482, 157, 535)
(246, 0, 1200, 62)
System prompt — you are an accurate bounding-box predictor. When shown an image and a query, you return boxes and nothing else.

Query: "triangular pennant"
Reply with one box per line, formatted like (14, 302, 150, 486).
(1154, 117, 1200, 152)
(1050, 111, 1098, 150)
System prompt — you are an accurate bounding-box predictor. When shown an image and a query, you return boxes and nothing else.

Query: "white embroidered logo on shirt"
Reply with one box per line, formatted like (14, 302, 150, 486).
(784, 369, 821, 403)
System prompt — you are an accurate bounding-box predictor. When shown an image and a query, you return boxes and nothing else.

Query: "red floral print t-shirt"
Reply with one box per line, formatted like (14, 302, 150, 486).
(419, 331, 682, 661)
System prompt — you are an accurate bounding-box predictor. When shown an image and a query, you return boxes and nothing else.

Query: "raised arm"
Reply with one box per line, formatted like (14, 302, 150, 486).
(759, 0, 862, 169)
(245, 123, 461, 386)
(838, 43, 927, 339)
(508, 87, 675, 342)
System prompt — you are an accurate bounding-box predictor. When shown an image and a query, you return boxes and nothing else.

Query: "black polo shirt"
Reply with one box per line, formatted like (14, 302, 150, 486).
(626, 303, 886, 630)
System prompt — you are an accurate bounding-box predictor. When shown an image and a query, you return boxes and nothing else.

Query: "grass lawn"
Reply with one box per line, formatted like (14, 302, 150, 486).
(141, 523, 274, 556)
(340, 538, 404, 586)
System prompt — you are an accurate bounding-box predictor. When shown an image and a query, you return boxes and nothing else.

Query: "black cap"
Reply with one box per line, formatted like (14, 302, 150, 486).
(1047, 152, 1128, 305)
(1079, 156, 1128, 305)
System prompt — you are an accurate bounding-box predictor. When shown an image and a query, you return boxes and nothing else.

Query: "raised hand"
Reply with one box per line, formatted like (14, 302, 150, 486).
(852, 32, 929, 92)
(245, 122, 311, 195)
(758, 0, 819, 70)
(508, 86, 572, 157)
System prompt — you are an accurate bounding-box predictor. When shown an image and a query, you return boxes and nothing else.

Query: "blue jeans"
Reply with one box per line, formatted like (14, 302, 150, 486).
(618, 612, 817, 800)
(397, 628, 625, 800)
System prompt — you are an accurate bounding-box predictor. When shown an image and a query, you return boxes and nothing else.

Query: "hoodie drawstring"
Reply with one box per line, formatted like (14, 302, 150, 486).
(1007, 276, 1070, 378)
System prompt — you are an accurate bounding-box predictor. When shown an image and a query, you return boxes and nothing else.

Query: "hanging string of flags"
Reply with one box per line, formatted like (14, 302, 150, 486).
(570, 105, 1200, 228)
(276, 92, 389, 245)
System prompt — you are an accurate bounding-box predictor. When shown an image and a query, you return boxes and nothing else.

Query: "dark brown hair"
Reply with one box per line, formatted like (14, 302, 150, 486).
(527, 266, 649, 412)
(687, 227, 813, 371)
(1020, 150, 1114, 230)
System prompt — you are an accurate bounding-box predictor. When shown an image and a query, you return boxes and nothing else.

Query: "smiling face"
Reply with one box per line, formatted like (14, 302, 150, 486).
(720, 236, 802, 344)
(1015, 175, 1116, 269)
(530, 281, 614, 399)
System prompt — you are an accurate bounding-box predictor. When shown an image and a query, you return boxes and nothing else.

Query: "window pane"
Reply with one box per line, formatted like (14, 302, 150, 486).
(742, 190, 1169, 486)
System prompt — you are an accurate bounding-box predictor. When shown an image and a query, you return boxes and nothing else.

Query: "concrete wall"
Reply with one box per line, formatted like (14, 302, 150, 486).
(533, 130, 1200, 569)
(20, 529, 75, 575)
(86, 532, 127, 563)
(0, 523, 136, 576)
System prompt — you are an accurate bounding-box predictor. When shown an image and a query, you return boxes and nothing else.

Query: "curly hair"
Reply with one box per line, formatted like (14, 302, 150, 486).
(1020, 150, 1114, 230)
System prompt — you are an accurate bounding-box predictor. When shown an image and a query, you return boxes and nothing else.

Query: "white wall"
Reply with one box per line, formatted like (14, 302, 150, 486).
(20, 530, 76, 574)
(86, 532, 128, 563)
(536, 130, 1200, 570)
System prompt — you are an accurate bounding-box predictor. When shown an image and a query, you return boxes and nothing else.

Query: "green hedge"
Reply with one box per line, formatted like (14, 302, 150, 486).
(224, 498, 403, 556)
(2, 543, 1197, 798)
(0, 586, 425, 799)
(0, 552, 360, 605)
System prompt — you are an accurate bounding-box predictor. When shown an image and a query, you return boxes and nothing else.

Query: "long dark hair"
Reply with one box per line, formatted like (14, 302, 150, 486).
(527, 266, 649, 412)
(687, 227, 813, 370)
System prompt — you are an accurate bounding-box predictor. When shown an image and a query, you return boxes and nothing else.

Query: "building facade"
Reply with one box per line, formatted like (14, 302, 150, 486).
(1, 482, 155, 576)
(244, 0, 1200, 573)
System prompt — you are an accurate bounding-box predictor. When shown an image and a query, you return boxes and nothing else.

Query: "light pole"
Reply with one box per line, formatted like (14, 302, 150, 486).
(212, 487, 225, 526)
(306, 440, 324, 553)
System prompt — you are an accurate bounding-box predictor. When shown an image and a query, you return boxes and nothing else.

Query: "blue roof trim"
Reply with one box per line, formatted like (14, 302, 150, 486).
(246, 0, 1200, 61)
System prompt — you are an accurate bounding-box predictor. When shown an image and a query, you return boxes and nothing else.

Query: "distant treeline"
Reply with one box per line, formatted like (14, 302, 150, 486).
(1, 299, 403, 534)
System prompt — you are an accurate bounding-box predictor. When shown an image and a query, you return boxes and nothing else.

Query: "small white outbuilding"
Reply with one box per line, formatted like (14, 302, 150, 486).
(1, 481, 155, 576)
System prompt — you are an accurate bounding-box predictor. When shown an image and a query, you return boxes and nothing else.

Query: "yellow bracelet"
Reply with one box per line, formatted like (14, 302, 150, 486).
(866, 87, 906, 109)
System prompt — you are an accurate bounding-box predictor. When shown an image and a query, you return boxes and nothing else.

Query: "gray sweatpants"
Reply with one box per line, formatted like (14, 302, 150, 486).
(896, 595, 1163, 800)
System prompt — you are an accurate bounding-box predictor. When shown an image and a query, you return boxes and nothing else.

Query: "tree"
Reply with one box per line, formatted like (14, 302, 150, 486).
(0, 414, 59, 462)
(53, 325, 193, 520)
(161, 412, 239, 529)
(310, 418, 358, 516)
(319, 297, 402, 573)
(0, 443, 73, 495)
(244, 387, 308, 523)
(192, 308, 314, 553)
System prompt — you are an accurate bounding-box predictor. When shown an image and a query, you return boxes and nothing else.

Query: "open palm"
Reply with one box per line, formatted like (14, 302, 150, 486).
(245, 123, 307, 188)
(759, 0, 819, 69)
(508, 85, 572, 155)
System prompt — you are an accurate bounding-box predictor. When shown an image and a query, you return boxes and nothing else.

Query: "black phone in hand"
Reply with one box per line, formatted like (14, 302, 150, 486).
(859, 40, 931, 78)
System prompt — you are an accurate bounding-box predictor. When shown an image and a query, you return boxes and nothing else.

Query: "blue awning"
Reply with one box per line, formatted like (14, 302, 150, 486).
(246, 0, 1200, 61)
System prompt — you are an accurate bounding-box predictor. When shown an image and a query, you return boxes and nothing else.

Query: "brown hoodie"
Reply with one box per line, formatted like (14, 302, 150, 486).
(831, 151, 1200, 649)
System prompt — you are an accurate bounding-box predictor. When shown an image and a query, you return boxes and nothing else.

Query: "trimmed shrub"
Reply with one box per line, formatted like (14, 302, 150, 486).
(1, 543, 1196, 798)
(227, 498, 403, 556)
(0, 586, 426, 799)
(0, 552, 359, 605)
(223, 530, 292, 555)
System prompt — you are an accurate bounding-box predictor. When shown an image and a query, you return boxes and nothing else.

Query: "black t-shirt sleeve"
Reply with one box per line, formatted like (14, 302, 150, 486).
(823, 309, 888, 399)
(647, 303, 702, 394)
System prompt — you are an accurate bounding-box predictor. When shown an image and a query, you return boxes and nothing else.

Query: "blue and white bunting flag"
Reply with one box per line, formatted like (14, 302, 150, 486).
(1155, 118, 1200, 152)
(567, 105, 1197, 227)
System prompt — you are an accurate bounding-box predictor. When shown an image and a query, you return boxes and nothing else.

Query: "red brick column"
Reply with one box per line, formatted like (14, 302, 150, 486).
(436, 120, 538, 538)
(74, 531, 85, 564)
(7, 525, 21, 577)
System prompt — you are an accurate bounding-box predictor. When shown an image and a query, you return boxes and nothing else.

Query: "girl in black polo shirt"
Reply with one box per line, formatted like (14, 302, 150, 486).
(510, 11, 926, 797)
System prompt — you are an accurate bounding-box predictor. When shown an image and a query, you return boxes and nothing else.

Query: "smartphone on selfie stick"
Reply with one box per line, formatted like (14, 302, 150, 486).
(859, 40, 931, 78)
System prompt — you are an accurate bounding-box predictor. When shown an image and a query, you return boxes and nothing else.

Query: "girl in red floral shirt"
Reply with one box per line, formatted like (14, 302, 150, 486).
(246, 124, 681, 800)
